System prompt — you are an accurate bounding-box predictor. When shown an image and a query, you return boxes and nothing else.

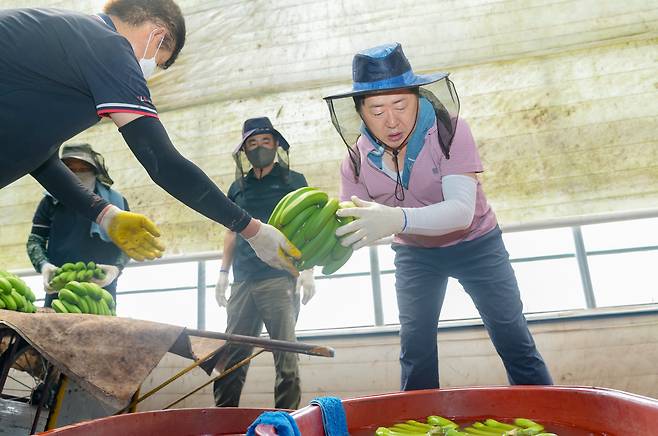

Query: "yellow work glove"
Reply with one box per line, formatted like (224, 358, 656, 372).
(98, 206, 165, 261)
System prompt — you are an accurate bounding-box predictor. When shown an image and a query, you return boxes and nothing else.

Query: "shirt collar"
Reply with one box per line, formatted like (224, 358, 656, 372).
(246, 162, 282, 181)
(95, 13, 117, 32)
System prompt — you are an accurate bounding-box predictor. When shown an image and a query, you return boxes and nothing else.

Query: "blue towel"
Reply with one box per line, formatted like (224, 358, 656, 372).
(363, 96, 436, 189)
(246, 411, 301, 436)
(90, 182, 125, 242)
(310, 396, 349, 436)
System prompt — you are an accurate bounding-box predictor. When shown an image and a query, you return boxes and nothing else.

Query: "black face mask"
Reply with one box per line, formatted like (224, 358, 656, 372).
(245, 146, 277, 168)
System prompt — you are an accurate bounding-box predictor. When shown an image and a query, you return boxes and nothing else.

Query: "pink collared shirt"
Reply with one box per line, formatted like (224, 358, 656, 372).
(340, 119, 498, 248)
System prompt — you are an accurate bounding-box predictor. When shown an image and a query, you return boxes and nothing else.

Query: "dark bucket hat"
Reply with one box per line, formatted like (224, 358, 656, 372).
(324, 42, 449, 100)
(232, 117, 290, 155)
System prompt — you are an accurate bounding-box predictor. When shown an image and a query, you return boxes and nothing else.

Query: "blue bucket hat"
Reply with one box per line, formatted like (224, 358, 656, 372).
(323, 43, 460, 191)
(324, 43, 449, 100)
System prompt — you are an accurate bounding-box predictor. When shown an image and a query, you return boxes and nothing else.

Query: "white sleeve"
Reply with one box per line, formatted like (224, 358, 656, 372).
(400, 175, 477, 236)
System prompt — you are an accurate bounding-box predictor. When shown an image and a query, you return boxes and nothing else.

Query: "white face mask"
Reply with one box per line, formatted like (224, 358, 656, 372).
(76, 171, 97, 190)
(139, 29, 164, 80)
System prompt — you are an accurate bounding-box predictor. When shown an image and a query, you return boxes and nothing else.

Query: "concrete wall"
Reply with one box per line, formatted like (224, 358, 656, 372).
(136, 309, 658, 410)
(1, 0, 657, 269)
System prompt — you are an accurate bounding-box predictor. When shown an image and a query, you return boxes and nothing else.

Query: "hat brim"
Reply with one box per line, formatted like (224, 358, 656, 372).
(233, 127, 290, 155)
(323, 72, 449, 100)
(61, 153, 98, 171)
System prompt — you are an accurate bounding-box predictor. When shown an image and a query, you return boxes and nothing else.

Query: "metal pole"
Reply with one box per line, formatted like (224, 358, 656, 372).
(30, 363, 55, 435)
(163, 349, 266, 409)
(369, 246, 384, 326)
(197, 261, 206, 330)
(0, 332, 22, 389)
(185, 329, 335, 357)
(114, 344, 225, 414)
(45, 375, 68, 430)
(572, 226, 597, 309)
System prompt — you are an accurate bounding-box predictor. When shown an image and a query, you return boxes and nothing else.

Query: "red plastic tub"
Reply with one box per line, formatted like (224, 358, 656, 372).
(38, 407, 280, 436)
(37, 387, 658, 435)
(292, 386, 658, 436)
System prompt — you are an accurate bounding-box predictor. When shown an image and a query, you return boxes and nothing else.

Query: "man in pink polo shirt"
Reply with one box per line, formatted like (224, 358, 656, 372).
(325, 43, 552, 390)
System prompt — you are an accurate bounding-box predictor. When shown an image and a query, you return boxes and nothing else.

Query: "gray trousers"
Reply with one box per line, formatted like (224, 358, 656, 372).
(213, 276, 301, 409)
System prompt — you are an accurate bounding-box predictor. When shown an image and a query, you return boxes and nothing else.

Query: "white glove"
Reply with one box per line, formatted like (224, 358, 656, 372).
(244, 220, 301, 276)
(296, 269, 316, 305)
(92, 264, 120, 288)
(41, 262, 58, 294)
(215, 271, 229, 308)
(335, 196, 405, 250)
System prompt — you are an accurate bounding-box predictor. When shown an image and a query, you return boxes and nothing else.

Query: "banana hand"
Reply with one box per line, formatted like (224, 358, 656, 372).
(99, 206, 165, 261)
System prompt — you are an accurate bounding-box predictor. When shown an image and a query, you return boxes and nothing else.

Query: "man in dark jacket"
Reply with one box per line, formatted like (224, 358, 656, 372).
(213, 117, 316, 409)
(27, 144, 130, 307)
(1, 1, 298, 271)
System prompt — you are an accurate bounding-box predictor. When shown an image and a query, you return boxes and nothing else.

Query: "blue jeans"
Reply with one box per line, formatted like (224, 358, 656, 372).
(393, 226, 553, 390)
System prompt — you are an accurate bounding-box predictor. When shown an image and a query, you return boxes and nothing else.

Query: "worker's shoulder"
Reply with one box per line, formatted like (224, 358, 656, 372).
(37, 8, 125, 46)
(14, 8, 102, 29)
(35, 193, 56, 210)
(227, 179, 242, 198)
(0, 8, 104, 43)
(288, 169, 308, 186)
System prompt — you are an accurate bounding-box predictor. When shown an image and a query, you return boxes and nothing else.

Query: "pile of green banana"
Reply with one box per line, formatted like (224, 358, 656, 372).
(0, 271, 38, 313)
(49, 261, 106, 291)
(375, 416, 557, 436)
(51, 281, 116, 316)
(268, 187, 355, 275)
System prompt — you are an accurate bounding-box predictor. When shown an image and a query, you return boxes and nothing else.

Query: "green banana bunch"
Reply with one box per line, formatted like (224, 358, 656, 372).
(0, 270, 38, 313)
(268, 188, 355, 275)
(375, 416, 555, 436)
(49, 261, 106, 291)
(52, 281, 116, 316)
